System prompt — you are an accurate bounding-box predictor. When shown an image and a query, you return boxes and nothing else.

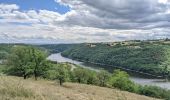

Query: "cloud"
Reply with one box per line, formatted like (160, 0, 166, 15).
(0, 1, 170, 43)
(0, 4, 19, 11)
(56, 0, 170, 29)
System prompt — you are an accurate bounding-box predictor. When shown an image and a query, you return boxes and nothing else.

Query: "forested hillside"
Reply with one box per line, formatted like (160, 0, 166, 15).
(62, 40, 170, 78)
(0, 44, 13, 59)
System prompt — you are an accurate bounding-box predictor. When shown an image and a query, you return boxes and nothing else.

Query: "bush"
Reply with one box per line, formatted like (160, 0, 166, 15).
(138, 85, 170, 99)
(0, 65, 7, 74)
(109, 70, 137, 92)
(0, 51, 8, 59)
(44, 69, 57, 80)
(72, 67, 89, 83)
(97, 70, 111, 87)
(86, 70, 98, 85)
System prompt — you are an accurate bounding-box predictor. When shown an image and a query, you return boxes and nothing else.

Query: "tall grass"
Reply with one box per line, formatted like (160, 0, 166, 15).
(0, 76, 38, 100)
(0, 76, 159, 100)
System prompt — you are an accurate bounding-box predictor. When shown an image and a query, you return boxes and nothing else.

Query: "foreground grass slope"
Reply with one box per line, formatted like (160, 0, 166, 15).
(0, 76, 159, 100)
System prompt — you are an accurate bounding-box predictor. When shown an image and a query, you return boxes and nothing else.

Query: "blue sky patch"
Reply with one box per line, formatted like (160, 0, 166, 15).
(0, 0, 70, 14)
(7, 22, 32, 26)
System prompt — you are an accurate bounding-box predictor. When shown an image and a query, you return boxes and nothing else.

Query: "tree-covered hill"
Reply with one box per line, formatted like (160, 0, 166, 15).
(0, 44, 13, 59)
(61, 40, 170, 78)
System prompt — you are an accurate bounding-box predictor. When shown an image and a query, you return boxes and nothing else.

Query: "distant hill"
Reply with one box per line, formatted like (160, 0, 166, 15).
(0, 76, 159, 100)
(39, 44, 78, 53)
(62, 40, 170, 78)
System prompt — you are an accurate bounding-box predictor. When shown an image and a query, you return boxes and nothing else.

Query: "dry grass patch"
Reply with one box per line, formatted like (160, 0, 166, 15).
(0, 76, 40, 100)
(0, 76, 160, 100)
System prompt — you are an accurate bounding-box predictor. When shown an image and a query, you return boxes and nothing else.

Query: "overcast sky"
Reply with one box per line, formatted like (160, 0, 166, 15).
(0, 0, 170, 43)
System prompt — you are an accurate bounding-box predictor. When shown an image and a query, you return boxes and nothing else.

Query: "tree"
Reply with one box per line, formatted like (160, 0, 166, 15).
(109, 70, 136, 92)
(0, 51, 8, 59)
(161, 48, 170, 81)
(161, 62, 170, 81)
(55, 64, 70, 85)
(31, 47, 49, 80)
(72, 67, 89, 83)
(7, 46, 33, 79)
(97, 69, 110, 87)
(7, 46, 49, 80)
(87, 70, 98, 85)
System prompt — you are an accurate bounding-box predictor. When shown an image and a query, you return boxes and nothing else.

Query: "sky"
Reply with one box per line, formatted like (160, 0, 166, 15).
(0, 0, 170, 43)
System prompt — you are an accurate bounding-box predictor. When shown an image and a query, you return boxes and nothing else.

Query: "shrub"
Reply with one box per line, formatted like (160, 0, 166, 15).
(138, 85, 170, 99)
(86, 70, 98, 85)
(97, 69, 111, 87)
(72, 67, 89, 83)
(109, 70, 137, 92)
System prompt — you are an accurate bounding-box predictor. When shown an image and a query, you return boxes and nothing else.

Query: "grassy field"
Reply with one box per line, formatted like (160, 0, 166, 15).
(0, 76, 159, 100)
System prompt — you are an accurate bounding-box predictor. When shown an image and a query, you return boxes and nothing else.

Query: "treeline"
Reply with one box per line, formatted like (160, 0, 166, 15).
(62, 43, 170, 78)
(39, 44, 77, 53)
(44, 63, 170, 99)
(0, 44, 13, 59)
(1, 45, 170, 99)
(0, 43, 74, 60)
(0, 44, 36, 60)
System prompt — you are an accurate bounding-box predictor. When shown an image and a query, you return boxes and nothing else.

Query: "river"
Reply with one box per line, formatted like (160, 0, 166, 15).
(47, 53, 170, 90)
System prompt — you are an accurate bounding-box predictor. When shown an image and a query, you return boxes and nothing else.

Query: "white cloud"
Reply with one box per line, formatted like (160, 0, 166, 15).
(159, 0, 168, 4)
(0, 1, 170, 43)
(0, 4, 19, 12)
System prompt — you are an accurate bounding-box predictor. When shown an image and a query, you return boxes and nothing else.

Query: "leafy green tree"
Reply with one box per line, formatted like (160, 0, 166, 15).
(44, 69, 56, 80)
(97, 69, 111, 87)
(160, 61, 170, 81)
(31, 47, 49, 80)
(7, 46, 33, 79)
(0, 51, 8, 59)
(55, 64, 70, 85)
(87, 70, 98, 85)
(109, 70, 136, 92)
(7, 46, 49, 80)
(161, 48, 170, 81)
(72, 67, 89, 83)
